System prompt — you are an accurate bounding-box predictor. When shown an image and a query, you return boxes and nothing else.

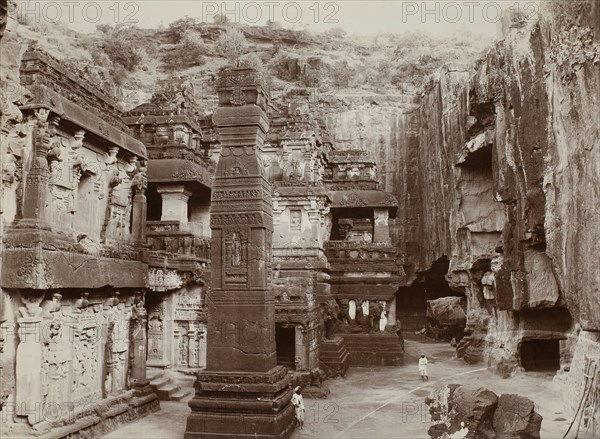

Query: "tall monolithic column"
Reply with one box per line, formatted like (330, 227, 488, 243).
(185, 68, 295, 439)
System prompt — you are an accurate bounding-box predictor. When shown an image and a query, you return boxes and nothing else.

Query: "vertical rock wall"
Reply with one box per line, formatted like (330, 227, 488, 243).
(411, 0, 599, 429)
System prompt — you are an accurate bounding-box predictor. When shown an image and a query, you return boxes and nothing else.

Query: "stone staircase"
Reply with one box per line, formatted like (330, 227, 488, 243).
(148, 368, 194, 401)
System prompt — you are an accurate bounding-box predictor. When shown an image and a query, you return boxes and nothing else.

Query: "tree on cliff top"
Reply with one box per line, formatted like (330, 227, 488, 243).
(216, 26, 248, 67)
(167, 16, 200, 43)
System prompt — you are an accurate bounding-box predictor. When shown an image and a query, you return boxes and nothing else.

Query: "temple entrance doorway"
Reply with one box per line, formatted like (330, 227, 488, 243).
(520, 339, 560, 372)
(275, 325, 296, 368)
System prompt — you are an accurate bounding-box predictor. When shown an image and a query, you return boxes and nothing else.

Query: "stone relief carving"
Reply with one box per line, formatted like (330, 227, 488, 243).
(324, 298, 391, 336)
(211, 213, 262, 227)
(147, 268, 183, 291)
(147, 303, 164, 362)
(230, 231, 242, 267)
(71, 307, 101, 403)
(19, 291, 45, 318)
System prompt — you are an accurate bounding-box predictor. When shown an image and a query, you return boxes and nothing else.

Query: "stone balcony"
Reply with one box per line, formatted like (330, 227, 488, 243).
(146, 220, 210, 272)
(325, 240, 401, 300)
(325, 240, 397, 262)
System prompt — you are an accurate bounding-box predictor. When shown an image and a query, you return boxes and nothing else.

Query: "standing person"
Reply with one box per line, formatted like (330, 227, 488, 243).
(418, 353, 429, 381)
(291, 386, 305, 429)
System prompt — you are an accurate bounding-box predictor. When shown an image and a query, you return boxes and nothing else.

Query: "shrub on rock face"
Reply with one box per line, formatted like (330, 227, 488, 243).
(216, 26, 247, 66)
(164, 29, 208, 69)
(101, 24, 151, 72)
(166, 16, 199, 43)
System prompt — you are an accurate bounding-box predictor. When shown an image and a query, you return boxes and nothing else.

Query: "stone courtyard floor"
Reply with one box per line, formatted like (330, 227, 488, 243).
(103, 337, 571, 439)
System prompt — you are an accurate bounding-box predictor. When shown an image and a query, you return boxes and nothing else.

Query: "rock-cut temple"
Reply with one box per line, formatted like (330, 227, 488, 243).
(1, 3, 599, 438)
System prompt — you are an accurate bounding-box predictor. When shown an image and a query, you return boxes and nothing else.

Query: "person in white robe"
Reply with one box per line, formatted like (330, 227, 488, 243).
(291, 386, 305, 429)
(419, 353, 429, 381)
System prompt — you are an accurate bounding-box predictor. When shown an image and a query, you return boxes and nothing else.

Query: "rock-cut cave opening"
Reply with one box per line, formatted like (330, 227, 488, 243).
(520, 339, 561, 372)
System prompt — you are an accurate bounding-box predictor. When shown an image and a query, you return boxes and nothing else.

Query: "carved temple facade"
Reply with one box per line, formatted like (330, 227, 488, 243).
(0, 48, 404, 437)
(0, 48, 158, 438)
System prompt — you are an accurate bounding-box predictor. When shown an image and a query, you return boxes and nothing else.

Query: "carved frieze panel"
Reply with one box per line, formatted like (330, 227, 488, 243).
(210, 213, 262, 227)
(174, 287, 203, 321)
(147, 303, 165, 361)
(147, 268, 183, 292)
(212, 189, 261, 201)
(70, 308, 101, 404)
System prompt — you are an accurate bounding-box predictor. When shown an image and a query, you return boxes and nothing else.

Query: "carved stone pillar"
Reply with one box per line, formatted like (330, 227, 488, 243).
(129, 292, 149, 391)
(20, 112, 59, 228)
(388, 296, 397, 325)
(295, 325, 308, 371)
(130, 164, 148, 243)
(373, 208, 390, 243)
(158, 185, 191, 224)
(185, 68, 294, 439)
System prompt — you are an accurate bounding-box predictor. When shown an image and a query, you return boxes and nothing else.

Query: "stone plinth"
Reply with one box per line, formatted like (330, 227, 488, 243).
(185, 68, 294, 439)
(320, 336, 350, 377)
(341, 333, 403, 366)
(186, 367, 294, 439)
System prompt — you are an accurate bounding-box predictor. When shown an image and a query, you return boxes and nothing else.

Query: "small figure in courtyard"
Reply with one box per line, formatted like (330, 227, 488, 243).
(291, 386, 305, 429)
(419, 353, 429, 381)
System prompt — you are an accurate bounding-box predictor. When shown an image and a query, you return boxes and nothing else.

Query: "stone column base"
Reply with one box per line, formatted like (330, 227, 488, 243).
(185, 365, 295, 439)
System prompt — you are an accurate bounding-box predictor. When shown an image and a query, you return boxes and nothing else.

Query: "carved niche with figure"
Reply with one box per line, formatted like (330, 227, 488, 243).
(224, 230, 248, 286)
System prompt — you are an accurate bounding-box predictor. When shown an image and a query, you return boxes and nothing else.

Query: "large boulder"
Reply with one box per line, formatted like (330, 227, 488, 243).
(425, 384, 542, 439)
(426, 297, 467, 341)
(427, 297, 467, 327)
(493, 394, 542, 439)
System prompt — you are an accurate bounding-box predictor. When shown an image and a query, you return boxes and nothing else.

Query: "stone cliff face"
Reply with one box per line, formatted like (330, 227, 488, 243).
(400, 0, 599, 429)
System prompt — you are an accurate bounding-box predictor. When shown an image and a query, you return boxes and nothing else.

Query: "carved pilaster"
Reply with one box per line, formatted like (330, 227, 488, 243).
(131, 162, 148, 243)
(15, 291, 45, 425)
(129, 291, 149, 390)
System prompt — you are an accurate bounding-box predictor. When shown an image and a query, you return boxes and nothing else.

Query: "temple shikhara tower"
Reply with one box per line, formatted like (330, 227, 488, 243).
(184, 68, 295, 439)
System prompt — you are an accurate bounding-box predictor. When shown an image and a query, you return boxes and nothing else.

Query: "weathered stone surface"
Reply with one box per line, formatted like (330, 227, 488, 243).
(426, 297, 466, 327)
(492, 394, 542, 439)
(553, 330, 600, 438)
(0, 42, 155, 436)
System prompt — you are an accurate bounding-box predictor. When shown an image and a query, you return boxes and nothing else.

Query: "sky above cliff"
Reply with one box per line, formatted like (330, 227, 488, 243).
(16, 0, 540, 37)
